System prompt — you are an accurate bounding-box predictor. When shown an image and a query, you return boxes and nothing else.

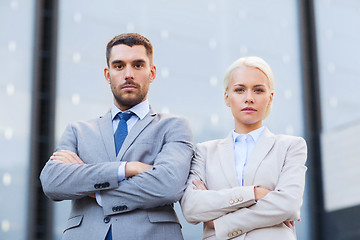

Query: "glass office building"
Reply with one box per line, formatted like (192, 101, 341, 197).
(1, 0, 359, 239)
(0, 0, 35, 240)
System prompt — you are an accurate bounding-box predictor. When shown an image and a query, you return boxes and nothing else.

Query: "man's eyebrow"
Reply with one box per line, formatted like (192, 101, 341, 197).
(111, 60, 124, 65)
(111, 59, 146, 65)
(133, 59, 146, 63)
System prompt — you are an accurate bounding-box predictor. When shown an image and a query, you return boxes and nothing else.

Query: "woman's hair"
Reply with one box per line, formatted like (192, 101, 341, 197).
(223, 56, 275, 118)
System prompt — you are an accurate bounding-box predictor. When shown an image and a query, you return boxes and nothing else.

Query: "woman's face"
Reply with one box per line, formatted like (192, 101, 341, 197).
(225, 66, 273, 133)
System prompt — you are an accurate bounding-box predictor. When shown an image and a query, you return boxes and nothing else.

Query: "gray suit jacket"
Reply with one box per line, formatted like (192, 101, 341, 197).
(181, 128, 307, 240)
(40, 109, 193, 240)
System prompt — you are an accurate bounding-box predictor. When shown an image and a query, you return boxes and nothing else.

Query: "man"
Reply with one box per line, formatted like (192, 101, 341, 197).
(40, 33, 193, 240)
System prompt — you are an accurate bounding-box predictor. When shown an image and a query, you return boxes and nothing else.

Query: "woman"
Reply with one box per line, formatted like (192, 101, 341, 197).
(181, 56, 307, 239)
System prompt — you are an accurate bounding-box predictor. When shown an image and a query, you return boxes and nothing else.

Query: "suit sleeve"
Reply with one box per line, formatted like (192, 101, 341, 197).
(100, 117, 194, 216)
(180, 143, 256, 224)
(213, 137, 307, 239)
(40, 123, 121, 201)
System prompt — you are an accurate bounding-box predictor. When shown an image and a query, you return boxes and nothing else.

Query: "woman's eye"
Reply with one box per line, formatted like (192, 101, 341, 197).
(235, 88, 244, 93)
(255, 88, 265, 93)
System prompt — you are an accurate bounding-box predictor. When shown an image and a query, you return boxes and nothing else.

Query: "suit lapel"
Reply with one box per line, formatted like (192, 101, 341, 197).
(243, 127, 275, 186)
(98, 111, 117, 161)
(218, 133, 239, 188)
(117, 110, 156, 160)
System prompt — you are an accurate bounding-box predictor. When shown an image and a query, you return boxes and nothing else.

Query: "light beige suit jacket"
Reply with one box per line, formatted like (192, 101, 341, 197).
(181, 128, 307, 240)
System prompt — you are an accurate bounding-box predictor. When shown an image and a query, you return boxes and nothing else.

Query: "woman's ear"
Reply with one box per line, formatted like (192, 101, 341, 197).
(268, 91, 274, 107)
(224, 91, 231, 107)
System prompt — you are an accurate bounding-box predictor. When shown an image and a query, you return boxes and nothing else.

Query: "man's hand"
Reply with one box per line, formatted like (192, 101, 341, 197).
(254, 186, 271, 201)
(125, 162, 153, 178)
(50, 150, 84, 164)
(50, 150, 95, 197)
(88, 193, 96, 198)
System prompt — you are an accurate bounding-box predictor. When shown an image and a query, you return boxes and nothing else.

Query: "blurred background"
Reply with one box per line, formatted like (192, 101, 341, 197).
(1, 0, 360, 239)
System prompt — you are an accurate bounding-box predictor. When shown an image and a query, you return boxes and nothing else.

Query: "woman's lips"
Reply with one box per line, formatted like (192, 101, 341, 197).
(241, 107, 257, 113)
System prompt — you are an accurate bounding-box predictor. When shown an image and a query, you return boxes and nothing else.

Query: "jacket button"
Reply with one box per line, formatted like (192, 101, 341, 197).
(104, 216, 110, 223)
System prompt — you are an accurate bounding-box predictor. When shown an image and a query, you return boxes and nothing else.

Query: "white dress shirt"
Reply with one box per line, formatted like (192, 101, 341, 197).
(232, 126, 264, 186)
(96, 99, 150, 206)
(231, 126, 264, 239)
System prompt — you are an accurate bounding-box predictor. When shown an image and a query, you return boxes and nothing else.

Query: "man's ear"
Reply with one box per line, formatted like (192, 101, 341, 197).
(149, 65, 156, 83)
(104, 68, 110, 84)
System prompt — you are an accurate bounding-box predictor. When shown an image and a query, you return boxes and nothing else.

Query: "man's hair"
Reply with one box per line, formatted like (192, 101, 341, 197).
(106, 33, 153, 66)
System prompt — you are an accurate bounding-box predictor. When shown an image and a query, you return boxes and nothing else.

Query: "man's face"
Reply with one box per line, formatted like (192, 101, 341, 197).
(104, 44, 156, 110)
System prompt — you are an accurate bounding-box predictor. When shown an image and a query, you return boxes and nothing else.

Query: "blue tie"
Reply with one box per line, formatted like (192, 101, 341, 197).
(106, 113, 132, 240)
(114, 112, 133, 155)
(105, 226, 112, 240)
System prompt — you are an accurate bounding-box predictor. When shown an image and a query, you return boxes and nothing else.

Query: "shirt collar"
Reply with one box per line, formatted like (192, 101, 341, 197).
(232, 126, 265, 143)
(111, 99, 150, 121)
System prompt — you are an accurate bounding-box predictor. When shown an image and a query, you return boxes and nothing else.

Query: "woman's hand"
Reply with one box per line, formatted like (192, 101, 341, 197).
(254, 186, 271, 201)
(284, 219, 301, 228)
(192, 179, 215, 229)
(283, 220, 295, 228)
(192, 179, 207, 190)
(204, 220, 215, 229)
(255, 186, 299, 228)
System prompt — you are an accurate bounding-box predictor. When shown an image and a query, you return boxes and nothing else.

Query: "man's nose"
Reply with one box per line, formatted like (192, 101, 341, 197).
(124, 66, 134, 79)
